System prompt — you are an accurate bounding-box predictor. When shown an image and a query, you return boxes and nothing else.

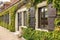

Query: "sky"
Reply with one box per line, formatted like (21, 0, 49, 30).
(0, 0, 10, 2)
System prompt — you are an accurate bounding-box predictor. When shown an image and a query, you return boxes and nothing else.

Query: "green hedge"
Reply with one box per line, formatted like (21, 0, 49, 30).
(22, 28, 60, 40)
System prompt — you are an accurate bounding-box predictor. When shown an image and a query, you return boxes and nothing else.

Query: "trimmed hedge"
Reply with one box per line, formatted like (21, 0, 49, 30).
(22, 28, 60, 40)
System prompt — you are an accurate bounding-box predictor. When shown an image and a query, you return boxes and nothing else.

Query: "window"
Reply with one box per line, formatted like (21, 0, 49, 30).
(0, 13, 9, 24)
(18, 12, 22, 26)
(29, 7, 35, 28)
(23, 11, 27, 26)
(29, 17, 35, 28)
(38, 7, 48, 29)
(18, 11, 27, 26)
(4, 13, 9, 24)
(0, 16, 3, 22)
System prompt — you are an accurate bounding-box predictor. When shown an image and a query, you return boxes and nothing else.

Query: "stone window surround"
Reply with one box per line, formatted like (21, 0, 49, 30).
(15, 7, 28, 31)
(35, 1, 48, 32)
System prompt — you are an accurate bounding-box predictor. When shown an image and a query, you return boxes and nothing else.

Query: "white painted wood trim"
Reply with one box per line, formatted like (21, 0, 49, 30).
(19, 26, 27, 28)
(35, 8, 38, 29)
(36, 28, 48, 32)
(22, 12, 24, 26)
(15, 12, 18, 32)
(15, 7, 28, 32)
(17, 8, 28, 12)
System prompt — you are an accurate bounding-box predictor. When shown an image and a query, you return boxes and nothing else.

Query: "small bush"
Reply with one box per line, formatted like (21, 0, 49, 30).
(22, 28, 60, 40)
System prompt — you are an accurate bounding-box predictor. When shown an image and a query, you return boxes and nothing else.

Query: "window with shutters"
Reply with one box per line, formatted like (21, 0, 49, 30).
(38, 7, 48, 29)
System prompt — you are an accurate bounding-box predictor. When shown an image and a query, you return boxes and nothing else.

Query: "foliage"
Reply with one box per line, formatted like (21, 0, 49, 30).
(47, 0, 53, 4)
(22, 28, 60, 40)
(0, 6, 17, 31)
(0, 14, 15, 32)
(47, 0, 60, 11)
(0, 21, 9, 28)
(0, 1, 21, 32)
(0, 0, 60, 32)
(34, 0, 44, 5)
(25, 0, 44, 8)
(9, 12, 15, 32)
(0, 21, 15, 31)
(0, 2, 18, 16)
(55, 18, 60, 26)
(53, 0, 60, 11)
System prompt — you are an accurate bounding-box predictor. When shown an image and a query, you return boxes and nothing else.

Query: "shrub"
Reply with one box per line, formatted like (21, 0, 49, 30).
(22, 28, 60, 40)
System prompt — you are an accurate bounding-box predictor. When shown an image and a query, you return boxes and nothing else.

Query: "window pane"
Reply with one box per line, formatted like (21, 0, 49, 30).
(0, 16, 3, 22)
(38, 7, 48, 29)
(30, 17, 35, 28)
(23, 11, 27, 26)
(0, 13, 9, 24)
(18, 12, 22, 26)
(4, 14, 9, 24)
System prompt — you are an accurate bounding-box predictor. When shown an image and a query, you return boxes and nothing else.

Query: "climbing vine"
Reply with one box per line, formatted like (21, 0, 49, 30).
(53, 0, 60, 11)
(25, 0, 45, 8)
(47, 0, 60, 11)
(0, 1, 21, 32)
(47, 0, 53, 4)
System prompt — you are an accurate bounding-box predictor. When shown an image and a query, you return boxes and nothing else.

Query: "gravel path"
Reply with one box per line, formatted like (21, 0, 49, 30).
(0, 26, 20, 40)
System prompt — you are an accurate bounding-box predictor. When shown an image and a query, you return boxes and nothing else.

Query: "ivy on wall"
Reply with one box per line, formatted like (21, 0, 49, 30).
(47, 0, 60, 11)
(0, 1, 21, 32)
(47, 0, 60, 27)
(53, 0, 60, 11)
(0, 0, 27, 32)
(34, 0, 44, 5)
(47, 0, 53, 4)
(53, 0, 60, 27)
(9, 11, 16, 32)
(25, 0, 45, 9)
